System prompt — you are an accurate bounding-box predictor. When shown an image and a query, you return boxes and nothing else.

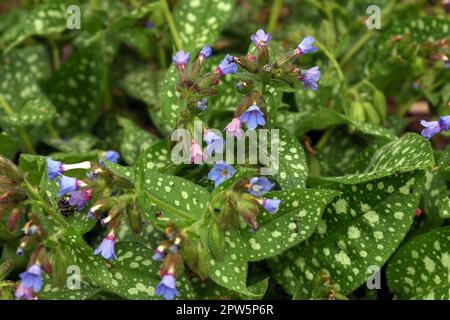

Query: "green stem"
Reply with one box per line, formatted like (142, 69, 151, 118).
(47, 123, 60, 140)
(160, 0, 183, 51)
(0, 95, 36, 154)
(157, 43, 168, 69)
(267, 0, 283, 34)
(340, 0, 398, 66)
(314, 39, 345, 83)
(48, 37, 61, 70)
(23, 179, 69, 227)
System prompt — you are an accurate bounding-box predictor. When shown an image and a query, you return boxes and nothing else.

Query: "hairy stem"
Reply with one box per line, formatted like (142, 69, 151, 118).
(267, 0, 283, 34)
(160, 0, 183, 51)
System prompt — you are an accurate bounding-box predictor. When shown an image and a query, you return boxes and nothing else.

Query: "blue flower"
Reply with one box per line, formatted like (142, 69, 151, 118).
(296, 36, 318, 55)
(204, 130, 224, 156)
(199, 45, 212, 61)
(19, 264, 43, 292)
(196, 98, 208, 111)
(69, 189, 92, 210)
(152, 250, 165, 262)
(262, 199, 281, 214)
(208, 163, 236, 187)
(47, 157, 62, 181)
(299, 66, 321, 90)
(144, 21, 154, 29)
(94, 233, 116, 260)
(172, 50, 191, 69)
(155, 274, 179, 300)
(216, 55, 238, 76)
(15, 283, 33, 300)
(248, 177, 274, 196)
(420, 120, 442, 139)
(250, 29, 272, 48)
(420, 116, 450, 139)
(240, 105, 265, 130)
(57, 175, 80, 196)
(103, 151, 120, 163)
(439, 116, 450, 131)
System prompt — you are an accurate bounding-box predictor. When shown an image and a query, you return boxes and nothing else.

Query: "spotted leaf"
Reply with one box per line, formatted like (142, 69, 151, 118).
(271, 171, 424, 298)
(246, 188, 338, 262)
(2, 96, 56, 127)
(387, 226, 450, 300)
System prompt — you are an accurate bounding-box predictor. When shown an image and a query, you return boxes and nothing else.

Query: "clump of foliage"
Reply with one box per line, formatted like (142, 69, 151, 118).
(0, 0, 449, 301)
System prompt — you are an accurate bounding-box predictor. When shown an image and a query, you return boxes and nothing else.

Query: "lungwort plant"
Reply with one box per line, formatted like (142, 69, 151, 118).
(0, 0, 449, 301)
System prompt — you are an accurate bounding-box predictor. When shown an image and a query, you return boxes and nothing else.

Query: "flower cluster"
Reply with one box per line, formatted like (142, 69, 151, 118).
(172, 45, 237, 117)
(152, 225, 182, 300)
(223, 30, 320, 139)
(420, 115, 450, 139)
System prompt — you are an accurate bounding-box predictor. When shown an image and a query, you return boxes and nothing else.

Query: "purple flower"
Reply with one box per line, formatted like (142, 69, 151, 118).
(196, 98, 208, 111)
(420, 120, 442, 139)
(216, 55, 238, 76)
(204, 130, 224, 156)
(440, 116, 450, 131)
(144, 21, 154, 29)
(47, 157, 63, 181)
(172, 50, 191, 70)
(155, 274, 179, 300)
(420, 116, 450, 139)
(199, 45, 212, 61)
(57, 175, 83, 196)
(69, 189, 92, 210)
(103, 151, 120, 163)
(261, 198, 281, 214)
(250, 29, 272, 48)
(94, 233, 116, 260)
(248, 177, 274, 196)
(152, 250, 165, 261)
(19, 264, 43, 292)
(295, 36, 318, 55)
(15, 283, 33, 300)
(240, 105, 265, 130)
(299, 66, 321, 90)
(208, 163, 236, 187)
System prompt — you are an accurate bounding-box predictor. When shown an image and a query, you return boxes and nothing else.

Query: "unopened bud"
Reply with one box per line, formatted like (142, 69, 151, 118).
(7, 208, 21, 232)
(127, 206, 142, 234)
(0, 156, 22, 182)
(0, 259, 15, 281)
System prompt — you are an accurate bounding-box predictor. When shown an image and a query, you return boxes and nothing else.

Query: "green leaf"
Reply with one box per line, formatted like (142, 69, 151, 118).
(138, 140, 173, 172)
(313, 133, 435, 184)
(0, 45, 51, 118)
(1, 0, 69, 52)
(121, 69, 162, 107)
(118, 117, 159, 165)
(39, 275, 100, 300)
(295, 108, 395, 141)
(173, 0, 235, 52)
(2, 96, 56, 127)
(272, 171, 424, 298)
(423, 170, 450, 219)
(46, 45, 106, 135)
(58, 227, 113, 288)
(246, 188, 338, 262)
(104, 241, 160, 299)
(142, 170, 210, 225)
(208, 228, 252, 295)
(44, 133, 99, 153)
(0, 132, 19, 159)
(387, 226, 450, 300)
(269, 128, 308, 189)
